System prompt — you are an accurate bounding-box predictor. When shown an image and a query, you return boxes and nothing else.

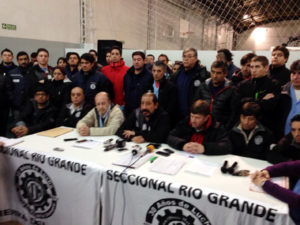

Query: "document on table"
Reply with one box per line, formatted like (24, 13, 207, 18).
(37, 127, 73, 137)
(250, 177, 289, 193)
(185, 159, 218, 177)
(72, 139, 102, 149)
(0, 136, 24, 147)
(150, 157, 186, 175)
(113, 153, 154, 168)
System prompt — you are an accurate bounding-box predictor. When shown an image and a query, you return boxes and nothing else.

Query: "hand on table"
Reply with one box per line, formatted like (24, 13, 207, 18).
(78, 124, 90, 136)
(131, 136, 145, 143)
(11, 126, 28, 137)
(251, 170, 270, 187)
(123, 130, 135, 139)
(183, 142, 205, 154)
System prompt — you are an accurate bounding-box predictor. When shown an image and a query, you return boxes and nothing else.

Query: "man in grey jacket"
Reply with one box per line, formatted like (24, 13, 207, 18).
(76, 92, 124, 136)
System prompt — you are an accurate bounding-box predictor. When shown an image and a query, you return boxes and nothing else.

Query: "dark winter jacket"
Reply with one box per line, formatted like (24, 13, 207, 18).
(235, 75, 281, 130)
(269, 64, 290, 87)
(170, 62, 209, 118)
(27, 64, 53, 97)
(167, 115, 231, 155)
(46, 79, 71, 109)
(72, 69, 114, 106)
(267, 133, 300, 164)
(8, 66, 31, 110)
(123, 66, 153, 116)
(144, 77, 178, 125)
(116, 108, 170, 143)
(14, 99, 57, 134)
(65, 64, 79, 81)
(56, 102, 93, 127)
(229, 122, 274, 160)
(194, 78, 236, 130)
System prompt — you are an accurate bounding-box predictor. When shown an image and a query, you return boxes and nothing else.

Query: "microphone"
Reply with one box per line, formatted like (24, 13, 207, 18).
(141, 144, 155, 157)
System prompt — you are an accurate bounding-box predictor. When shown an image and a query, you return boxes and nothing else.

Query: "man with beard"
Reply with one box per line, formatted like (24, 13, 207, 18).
(9, 51, 32, 119)
(65, 52, 80, 81)
(116, 92, 170, 143)
(231, 53, 256, 86)
(10, 86, 56, 137)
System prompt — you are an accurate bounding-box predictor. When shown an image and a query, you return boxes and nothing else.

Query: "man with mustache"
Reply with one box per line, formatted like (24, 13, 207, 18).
(116, 92, 170, 143)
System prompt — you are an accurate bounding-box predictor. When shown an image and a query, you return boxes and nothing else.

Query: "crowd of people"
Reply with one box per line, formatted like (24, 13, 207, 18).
(0, 45, 299, 223)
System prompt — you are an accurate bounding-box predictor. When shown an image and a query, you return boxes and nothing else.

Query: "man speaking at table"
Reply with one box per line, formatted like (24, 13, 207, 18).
(116, 92, 170, 143)
(76, 92, 124, 136)
(167, 99, 231, 155)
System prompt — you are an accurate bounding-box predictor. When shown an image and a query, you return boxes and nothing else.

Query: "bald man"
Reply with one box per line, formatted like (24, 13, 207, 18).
(56, 86, 92, 127)
(76, 91, 124, 136)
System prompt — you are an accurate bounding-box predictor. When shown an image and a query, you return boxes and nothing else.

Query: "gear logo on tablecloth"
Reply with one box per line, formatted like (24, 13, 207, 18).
(145, 198, 211, 225)
(15, 164, 57, 218)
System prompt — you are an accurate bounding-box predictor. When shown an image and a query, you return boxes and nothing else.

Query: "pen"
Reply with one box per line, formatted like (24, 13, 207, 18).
(76, 139, 87, 143)
(150, 156, 158, 163)
(64, 138, 78, 141)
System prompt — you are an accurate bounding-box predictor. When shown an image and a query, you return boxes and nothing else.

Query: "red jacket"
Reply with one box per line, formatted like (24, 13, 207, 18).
(101, 60, 129, 105)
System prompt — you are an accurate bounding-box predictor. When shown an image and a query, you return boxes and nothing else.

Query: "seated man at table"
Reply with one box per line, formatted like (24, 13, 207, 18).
(76, 91, 124, 136)
(56, 86, 93, 127)
(267, 114, 300, 164)
(116, 92, 170, 143)
(167, 99, 231, 155)
(11, 86, 56, 137)
(229, 101, 274, 160)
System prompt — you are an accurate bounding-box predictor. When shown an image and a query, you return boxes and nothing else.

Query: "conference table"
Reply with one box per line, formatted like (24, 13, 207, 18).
(0, 129, 296, 225)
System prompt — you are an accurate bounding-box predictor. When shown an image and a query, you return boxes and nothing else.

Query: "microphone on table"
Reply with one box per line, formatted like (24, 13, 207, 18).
(141, 144, 155, 157)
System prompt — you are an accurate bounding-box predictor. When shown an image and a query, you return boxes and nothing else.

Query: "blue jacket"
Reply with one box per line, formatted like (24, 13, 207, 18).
(9, 66, 31, 109)
(72, 69, 114, 106)
(123, 66, 152, 116)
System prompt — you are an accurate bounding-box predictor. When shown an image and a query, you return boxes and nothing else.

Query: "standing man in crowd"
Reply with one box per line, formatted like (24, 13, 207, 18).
(171, 48, 209, 120)
(216, 48, 239, 79)
(77, 92, 124, 136)
(269, 45, 290, 86)
(89, 49, 102, 70)
(231, 53, 256, 86)
(9, 51, 31, 119)
(235, 56, 281, 131)
(123, 51, 152, 116)
(65, 52, 80, 81)
(146, 61, 177, 126)
(117, 92, 170, 143)
(0, 48, 15, 136)
(28, 48, 53, 95)
(145, 54, 155, 71)
(167, 99, 231, 155)
(194, 61, 236, 130)
(101, 46, 129, 107)
(72, 53, 114, 106)
(158, 54, 172, 78)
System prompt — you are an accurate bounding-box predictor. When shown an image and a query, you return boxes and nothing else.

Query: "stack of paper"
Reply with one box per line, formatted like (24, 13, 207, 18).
(185, 159, 218, 177)
(113, 153, 153, 168)
(72, 139, 101, 149)
(150, 157, 186, 175)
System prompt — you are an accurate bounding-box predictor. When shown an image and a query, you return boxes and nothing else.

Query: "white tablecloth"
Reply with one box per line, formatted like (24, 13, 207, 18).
(0, 129, 296, 225)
